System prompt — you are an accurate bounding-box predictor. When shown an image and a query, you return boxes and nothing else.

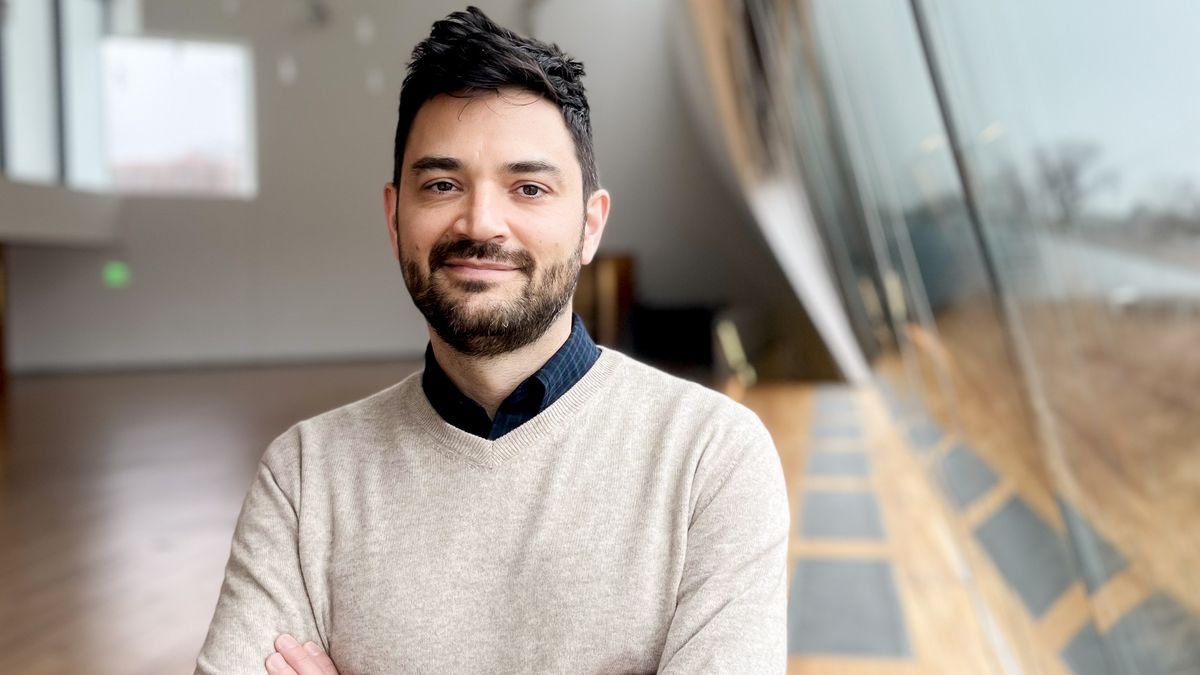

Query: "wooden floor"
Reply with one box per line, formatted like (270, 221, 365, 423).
(0, 361, 993, 674)
(0, 362, 420, 675)
(742, 383, 1006, 674)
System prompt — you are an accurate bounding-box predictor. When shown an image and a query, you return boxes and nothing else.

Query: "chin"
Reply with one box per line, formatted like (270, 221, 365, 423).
(436, 270, 520, 294)
(440, 281, 514, 304)
(445, 287, 518, 314)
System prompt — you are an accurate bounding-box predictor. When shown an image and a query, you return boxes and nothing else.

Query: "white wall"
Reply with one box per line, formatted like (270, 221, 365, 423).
(0, 177, 121, 243)
(6, 0, 794, 372)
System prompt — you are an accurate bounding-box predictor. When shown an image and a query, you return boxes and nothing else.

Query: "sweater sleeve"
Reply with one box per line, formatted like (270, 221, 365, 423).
(656, 412, 791, 674)
(194, 427, 324, 674)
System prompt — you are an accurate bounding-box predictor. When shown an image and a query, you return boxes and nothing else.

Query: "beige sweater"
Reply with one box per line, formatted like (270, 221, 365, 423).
(195, 348, 790, 674)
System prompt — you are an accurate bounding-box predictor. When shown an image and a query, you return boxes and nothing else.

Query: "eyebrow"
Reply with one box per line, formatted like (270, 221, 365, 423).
(409, 156, 462, 174)
(408, 156, 564, 180)
(505, 160, 563, 179)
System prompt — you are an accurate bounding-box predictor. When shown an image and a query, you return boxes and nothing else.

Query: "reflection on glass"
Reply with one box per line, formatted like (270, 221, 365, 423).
(921, 1, 1200, 671)
(687, 0, 1200, 671)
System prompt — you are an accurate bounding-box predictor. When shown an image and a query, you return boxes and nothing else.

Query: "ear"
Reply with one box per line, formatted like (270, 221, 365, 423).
(580, 188, 611, 266)
(383, 182, 400, 260)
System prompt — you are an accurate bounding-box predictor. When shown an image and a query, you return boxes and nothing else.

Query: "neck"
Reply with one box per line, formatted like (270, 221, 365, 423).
(428, 311, 574, 419)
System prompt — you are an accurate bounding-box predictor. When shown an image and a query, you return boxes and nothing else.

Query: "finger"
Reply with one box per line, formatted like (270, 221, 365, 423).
(301, 641, 340, 675)
(274, 634, 333, 675)
(265, 651, 298, 675)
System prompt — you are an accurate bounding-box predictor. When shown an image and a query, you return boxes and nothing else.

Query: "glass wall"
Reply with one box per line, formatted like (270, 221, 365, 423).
(801, 2, 1060, 667)
(916, 2, 1200, 673)
(687, 0, 1200, 672)
(1, 0, 62, 184)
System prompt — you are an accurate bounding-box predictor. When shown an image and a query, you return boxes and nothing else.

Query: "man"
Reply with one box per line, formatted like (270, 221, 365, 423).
(195, 7, 789, 674)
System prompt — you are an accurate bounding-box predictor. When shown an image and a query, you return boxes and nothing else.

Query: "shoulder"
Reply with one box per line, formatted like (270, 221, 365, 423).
(600, 348, 773, 447)
(260, 370, 425, 468)
(312, 370, 423, 428)
(600, 350, 782, 521)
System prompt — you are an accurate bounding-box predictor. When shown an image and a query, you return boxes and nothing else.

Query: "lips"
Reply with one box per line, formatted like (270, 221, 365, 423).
(429, 239, 534, 275)
(444, 258, 520, 272)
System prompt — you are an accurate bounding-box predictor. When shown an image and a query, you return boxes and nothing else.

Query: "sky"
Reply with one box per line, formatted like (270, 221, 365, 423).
(811, 0, 1200, 216)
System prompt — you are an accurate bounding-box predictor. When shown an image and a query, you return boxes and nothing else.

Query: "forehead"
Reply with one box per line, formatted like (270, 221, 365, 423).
(404, 89, 579, 175)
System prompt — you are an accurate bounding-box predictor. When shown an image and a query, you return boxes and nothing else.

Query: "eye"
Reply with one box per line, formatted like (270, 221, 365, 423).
(518, 184, 546, 198)
(426, 180, 458, 193)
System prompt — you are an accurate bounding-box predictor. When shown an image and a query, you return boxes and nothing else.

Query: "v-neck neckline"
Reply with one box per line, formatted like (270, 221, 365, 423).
(407, 348, 620, 468)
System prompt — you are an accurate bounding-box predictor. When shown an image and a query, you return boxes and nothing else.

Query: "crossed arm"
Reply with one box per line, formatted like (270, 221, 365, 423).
(264, 634, 338, 675)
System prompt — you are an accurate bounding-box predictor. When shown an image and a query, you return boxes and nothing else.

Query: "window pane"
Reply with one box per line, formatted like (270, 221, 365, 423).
(101, 36, 256, 197)
(63, 0, 107, 189)
(2, 0, 61, 184)
(920, 0, 1200, 670)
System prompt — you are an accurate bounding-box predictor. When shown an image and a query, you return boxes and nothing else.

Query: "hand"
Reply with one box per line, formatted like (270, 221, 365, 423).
(264, 633, 340, 675)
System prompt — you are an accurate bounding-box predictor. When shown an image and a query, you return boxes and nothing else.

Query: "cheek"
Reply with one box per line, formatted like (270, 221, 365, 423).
(520, 211, 583, 255)
(394, 228, 424, 266)
(395, 214, 440, 258)
(405, 244, 436, 271)
(526, 239, 570, 268)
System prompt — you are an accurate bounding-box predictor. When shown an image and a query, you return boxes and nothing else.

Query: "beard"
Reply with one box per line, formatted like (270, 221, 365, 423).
(401, 235, 582, 358)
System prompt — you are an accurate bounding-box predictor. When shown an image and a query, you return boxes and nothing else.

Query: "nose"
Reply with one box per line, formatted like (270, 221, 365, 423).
(452, 184, 509, 242)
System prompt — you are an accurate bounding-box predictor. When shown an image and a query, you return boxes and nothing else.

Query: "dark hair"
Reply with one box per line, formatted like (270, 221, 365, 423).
(392, 6, 598, 199)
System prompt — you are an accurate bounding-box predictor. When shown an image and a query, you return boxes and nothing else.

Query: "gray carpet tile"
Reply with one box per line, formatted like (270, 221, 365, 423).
(788, 558, 912, 658)
(1062, 623, 1116, 675)
(806, 451, 871, 477)
(974, 496, 1077, 617)
(811, 424, 864, 439)
(1105, 593, 1200, 675)
(907, 419, 944, 453)
(1057, 499, 1129, 594)
(939, 444, 999, 509)
(801, 490, 885, 540)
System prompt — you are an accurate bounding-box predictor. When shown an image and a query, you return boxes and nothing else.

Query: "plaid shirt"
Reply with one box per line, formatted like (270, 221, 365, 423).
(421, 314, 601, 440)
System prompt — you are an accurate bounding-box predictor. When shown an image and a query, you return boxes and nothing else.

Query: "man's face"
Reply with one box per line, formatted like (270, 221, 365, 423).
(384, 88, 609, 357)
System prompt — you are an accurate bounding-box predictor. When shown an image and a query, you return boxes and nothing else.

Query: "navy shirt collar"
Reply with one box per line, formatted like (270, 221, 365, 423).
(421, 314, 601, 440)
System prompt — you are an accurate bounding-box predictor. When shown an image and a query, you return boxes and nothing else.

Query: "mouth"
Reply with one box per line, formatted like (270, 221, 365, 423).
(439, 258, 525, 283)
(443, 258, 521, 272)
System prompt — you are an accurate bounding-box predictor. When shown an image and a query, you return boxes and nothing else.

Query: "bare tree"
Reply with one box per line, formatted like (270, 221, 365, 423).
(1034, 140, 1117, 227)
(1135, 178, 1200, 237)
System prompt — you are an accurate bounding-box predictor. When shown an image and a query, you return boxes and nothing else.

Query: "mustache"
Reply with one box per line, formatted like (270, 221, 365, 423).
(429, 239, 534, 272)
